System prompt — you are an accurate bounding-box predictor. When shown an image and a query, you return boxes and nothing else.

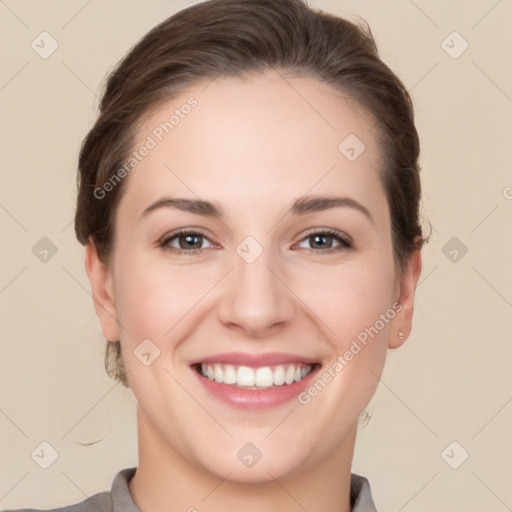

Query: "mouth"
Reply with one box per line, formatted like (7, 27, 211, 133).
(192, 362, 317, 389)
(189, 352, 322, 409)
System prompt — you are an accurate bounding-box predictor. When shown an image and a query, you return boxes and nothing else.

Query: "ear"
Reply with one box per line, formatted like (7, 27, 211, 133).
(388, 247, 423, 349)
(84, 237, 120, 343)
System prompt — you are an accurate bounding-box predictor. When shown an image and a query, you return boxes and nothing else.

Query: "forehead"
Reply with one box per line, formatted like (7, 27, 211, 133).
(120, 69, 387, 223)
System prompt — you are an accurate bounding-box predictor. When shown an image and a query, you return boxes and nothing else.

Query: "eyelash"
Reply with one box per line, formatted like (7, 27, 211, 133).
(158, 228, 352, 255)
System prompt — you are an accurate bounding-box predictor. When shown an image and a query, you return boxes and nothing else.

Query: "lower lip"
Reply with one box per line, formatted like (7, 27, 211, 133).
(192, 366, 320, 410)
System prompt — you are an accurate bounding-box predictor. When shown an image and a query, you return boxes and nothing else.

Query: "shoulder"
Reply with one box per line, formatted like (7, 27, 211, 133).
(4, 467, 137, 512)
(4, 492, 111, 512)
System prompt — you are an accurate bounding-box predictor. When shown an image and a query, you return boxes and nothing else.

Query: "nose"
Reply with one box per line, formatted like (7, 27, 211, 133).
(216, 243, 296, 338)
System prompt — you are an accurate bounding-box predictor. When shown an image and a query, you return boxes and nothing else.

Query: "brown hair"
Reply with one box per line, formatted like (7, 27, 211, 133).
(75, 0, 428, 388)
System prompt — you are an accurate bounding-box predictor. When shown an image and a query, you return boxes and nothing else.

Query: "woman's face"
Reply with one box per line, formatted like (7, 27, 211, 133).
(87, 69, 420, 483)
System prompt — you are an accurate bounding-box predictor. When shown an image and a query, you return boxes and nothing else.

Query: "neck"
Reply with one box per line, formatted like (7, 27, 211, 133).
(128, 405, 357, 512)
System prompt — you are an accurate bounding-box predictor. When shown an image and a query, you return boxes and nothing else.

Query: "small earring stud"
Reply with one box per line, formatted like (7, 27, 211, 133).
(398, 331, 404, 339)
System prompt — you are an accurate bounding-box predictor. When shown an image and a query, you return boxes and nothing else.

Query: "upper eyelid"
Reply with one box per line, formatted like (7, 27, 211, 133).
(161, 229, 215, 245)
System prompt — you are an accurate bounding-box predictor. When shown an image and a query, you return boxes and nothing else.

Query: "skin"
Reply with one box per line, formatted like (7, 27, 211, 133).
(85, 69, 422, 512)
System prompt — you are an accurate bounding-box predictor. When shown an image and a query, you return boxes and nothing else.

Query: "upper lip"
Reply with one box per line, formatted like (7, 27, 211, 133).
(190, 352, 320, 368)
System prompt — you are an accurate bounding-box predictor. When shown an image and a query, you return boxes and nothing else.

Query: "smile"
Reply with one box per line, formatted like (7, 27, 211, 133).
(197, 363, 314, 389)
(190, 352, 321, 409)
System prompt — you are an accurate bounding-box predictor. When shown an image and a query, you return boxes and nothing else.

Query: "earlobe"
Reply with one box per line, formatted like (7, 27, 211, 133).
(84, 237, 120, 343)
(388, 248, 423, 349)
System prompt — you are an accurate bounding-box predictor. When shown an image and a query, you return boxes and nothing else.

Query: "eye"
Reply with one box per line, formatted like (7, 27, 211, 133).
(295, 229, 352, 254)
(159, 230, 215, 254)
(158, 228, 352, 255)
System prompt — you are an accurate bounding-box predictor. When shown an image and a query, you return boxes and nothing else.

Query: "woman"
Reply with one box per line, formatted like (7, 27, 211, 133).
(10, 0, 426, 510)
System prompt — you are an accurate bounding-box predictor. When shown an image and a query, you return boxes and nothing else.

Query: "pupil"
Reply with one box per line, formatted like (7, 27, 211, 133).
(182, 234, 200, 249)
(312, 234, 331, 249)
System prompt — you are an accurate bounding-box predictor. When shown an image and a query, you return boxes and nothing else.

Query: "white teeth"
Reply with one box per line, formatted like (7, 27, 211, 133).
(273, 365, 286, 385)
(223, 364, 237, 384)
(255, 367, 274, 387)
(285, 365, 295, 385)
(237, 366, 255, 386)
(214, 364, 223, 383)
(199, 363, 313, 388)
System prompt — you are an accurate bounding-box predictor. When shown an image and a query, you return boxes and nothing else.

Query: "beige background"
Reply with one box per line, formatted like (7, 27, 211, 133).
(1, 0, 511, 510)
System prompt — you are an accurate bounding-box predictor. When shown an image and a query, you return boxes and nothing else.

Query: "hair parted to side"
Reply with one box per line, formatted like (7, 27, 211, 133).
(75, 0, 429, 388)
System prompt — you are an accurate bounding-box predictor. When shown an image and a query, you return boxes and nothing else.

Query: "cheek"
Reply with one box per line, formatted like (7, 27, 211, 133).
(294, 262, 395, 420)
(114, 264, 189, 340)
(111, 256, 204, 395)
(294, 257, 395, 413)
(113, 247, 396, 345)
(111, 248, 228, 370)
(110, 241, 184, 343)
(297, 257, 396, 346)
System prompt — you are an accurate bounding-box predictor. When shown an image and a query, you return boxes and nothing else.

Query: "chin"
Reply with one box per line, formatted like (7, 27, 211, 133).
(200, 451, 310, 486)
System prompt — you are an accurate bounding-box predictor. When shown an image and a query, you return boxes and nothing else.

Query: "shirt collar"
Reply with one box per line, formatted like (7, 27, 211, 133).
(111, 467, 139, 512)
(350, 473, 378, 511)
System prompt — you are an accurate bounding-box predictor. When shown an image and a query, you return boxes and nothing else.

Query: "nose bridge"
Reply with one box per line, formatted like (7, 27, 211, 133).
(217, 236, 295, 335)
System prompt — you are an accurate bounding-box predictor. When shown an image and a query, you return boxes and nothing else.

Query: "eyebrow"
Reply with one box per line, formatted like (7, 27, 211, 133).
(141, 195, 374, 224)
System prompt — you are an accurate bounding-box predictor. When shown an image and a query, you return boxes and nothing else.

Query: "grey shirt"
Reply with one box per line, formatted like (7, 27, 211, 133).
(6, 467, 378, 512)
